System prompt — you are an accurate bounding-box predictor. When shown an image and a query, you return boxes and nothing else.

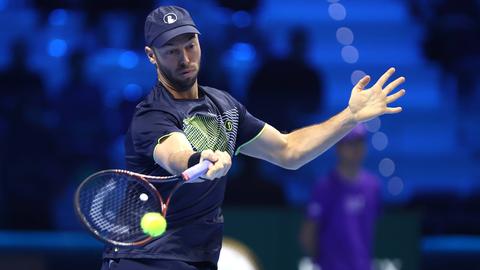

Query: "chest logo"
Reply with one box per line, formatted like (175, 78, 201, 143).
(183, 109, 239, 155)
(225, 120, 233, 132)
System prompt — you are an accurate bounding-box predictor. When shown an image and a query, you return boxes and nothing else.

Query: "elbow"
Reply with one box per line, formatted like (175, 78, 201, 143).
(277, 152, 303, 170)
(281, 162, 302, 170)
(276, 138, 304, 170)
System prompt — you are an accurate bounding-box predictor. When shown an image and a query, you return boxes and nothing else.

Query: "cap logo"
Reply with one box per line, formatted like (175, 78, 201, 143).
(163, 13, 177, 24)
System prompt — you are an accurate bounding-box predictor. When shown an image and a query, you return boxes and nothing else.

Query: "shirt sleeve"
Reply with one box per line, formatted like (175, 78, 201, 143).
(130, 107, 183, 158)
(233, 99, 265, 155)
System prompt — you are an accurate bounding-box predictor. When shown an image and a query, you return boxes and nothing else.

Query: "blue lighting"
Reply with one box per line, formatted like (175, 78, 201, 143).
(232, 11, 251, 28)
(118, 51, 138, 69)
(423, 236, 480, 254)
(0, 0, 7, 11)
(111, 135, 126, 167)
(49, 9, 67, 26)
(123, 83, 143, 101)
(231, 42, 256, 62)
(0, 231, 102, 250)
(48, 39, 68, 57)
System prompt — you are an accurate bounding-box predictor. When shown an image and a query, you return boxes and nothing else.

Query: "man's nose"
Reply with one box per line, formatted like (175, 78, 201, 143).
(179, 49, 190, 66)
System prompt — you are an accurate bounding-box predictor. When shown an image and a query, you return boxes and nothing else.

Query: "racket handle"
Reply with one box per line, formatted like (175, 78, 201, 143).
(182, 160, 212, 182)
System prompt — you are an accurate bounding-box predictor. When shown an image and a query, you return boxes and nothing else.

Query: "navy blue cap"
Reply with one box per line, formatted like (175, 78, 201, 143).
(144, 6, 200, 47)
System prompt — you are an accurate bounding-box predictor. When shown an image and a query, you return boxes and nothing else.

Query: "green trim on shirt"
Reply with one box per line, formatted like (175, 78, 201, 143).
(234, 124, 266, 156)
(157, 132, 179, 144)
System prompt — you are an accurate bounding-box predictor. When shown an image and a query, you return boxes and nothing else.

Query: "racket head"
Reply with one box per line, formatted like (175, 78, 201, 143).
(74, 170, 176, 246)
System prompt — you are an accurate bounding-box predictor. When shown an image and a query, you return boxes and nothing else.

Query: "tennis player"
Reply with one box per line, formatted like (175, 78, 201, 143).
(101, 5, 405, 270)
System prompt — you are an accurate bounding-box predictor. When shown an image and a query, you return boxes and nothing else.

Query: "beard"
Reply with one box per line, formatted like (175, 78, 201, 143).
(157, 60, 199, 92)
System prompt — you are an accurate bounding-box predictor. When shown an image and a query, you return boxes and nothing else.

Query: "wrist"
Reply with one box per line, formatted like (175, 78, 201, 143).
(187, 152, 201, 168)
(345, 106, 359, 125)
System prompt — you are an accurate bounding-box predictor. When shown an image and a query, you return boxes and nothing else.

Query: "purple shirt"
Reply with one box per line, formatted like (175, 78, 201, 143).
(306, 169, 381, 270)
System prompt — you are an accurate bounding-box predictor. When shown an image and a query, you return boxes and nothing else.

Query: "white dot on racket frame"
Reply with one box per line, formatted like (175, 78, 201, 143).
(139, 193, 149, 202)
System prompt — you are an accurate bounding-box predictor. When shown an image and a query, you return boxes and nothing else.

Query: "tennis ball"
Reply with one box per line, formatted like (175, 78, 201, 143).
(140, 212, 166, 237)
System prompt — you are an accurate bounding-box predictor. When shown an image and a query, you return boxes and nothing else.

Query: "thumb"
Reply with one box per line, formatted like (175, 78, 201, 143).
(201, 150, 218, 163)
(353, 75, 371, 92)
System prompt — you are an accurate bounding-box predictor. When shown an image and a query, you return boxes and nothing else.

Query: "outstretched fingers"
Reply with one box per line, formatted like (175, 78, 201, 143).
(385, 107, 403, 114)
(384, 76, 405, 95)
(375, 67, 396, 88)
(354, 75, 371, 91)
(386, 89, 406, 104)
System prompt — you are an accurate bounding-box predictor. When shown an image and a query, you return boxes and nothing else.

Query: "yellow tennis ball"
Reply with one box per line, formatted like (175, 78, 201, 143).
(140, 212, 166, 237)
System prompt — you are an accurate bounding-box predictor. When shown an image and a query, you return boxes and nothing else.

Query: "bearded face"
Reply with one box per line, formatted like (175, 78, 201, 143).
(151, 33, 201, 92)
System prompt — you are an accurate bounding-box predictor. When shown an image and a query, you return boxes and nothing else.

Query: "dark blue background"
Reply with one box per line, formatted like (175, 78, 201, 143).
(1, 0, 479, 269)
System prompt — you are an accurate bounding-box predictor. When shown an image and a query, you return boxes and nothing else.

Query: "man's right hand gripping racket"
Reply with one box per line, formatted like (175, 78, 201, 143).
(74, 160, 212, 247)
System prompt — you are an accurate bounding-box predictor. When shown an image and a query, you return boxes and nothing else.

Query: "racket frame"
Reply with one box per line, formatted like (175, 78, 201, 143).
(74, 160, 212, 246)
(74, 169, 178, 246)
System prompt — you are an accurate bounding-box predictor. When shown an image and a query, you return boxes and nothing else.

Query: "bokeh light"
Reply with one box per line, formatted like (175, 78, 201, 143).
(364, 117, 381, 133)
(118, 51, 138, 69)
(232, 10, 252, 28)
(328, 3, 346, 21)
(379, 158, 396, 177)
(388, 177, 404, 196)
(351, 69, 367, 85)
(231, 42, 256, 62)
(372, 131, 388, 151)
(336, 27, 354, 45)
(49, 9, 67, 26)
(47, 39, 68, 57)
(341, 45, 359, 64)
(123, 83, 143, 101)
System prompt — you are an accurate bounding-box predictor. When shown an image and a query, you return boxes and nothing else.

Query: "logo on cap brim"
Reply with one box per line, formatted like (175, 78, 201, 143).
(163, 13, 177, 24)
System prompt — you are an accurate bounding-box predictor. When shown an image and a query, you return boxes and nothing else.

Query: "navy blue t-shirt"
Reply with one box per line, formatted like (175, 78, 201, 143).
(103, 82, 265, 263)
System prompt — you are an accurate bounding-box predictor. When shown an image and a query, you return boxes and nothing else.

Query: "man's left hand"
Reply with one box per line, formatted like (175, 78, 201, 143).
(348, 67, 406, 123)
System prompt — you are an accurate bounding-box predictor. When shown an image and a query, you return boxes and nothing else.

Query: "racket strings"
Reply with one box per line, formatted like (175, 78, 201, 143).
(78, 173, 162, 244)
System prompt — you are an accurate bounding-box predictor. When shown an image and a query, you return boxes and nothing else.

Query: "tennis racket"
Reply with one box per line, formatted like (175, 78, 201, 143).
(74, 160, 212, 247)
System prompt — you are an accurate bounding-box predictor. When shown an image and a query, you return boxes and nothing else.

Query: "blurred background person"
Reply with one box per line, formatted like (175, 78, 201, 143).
(299, 125, 381, 270)
(50, 50, 110, 230)
(0, 39, 60, 230)
(409, 0, 480, 155)
(246, 26, 324, 133)
(240, 26, 324, 207)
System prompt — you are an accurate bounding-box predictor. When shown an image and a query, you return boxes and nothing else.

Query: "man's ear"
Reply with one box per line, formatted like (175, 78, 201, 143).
(145, 46, 157, 65)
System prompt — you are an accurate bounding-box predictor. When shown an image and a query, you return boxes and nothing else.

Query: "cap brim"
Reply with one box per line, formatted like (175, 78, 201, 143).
(153, 25, 200, 47)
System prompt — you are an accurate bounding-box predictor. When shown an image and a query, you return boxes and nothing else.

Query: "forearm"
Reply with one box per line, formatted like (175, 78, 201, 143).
(283, 107, 357, 169)
(153, 135, 195, 174)
(240, 68, 405, 170)
(165, 150, 195, 174)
